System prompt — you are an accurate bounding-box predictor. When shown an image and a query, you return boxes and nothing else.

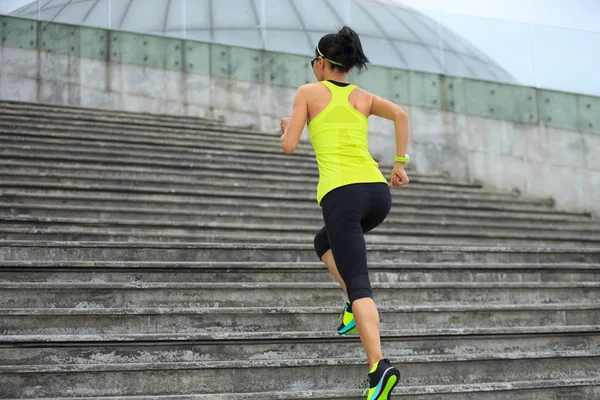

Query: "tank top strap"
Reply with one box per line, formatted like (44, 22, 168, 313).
(320, 81, 357, 106)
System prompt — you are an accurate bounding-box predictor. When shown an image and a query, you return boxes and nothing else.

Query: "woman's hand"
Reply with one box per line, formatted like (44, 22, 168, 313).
(280, 118, 290, 134)
(390, 163, 409, 188)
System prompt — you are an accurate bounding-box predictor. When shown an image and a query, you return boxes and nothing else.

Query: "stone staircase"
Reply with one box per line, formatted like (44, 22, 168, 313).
(0, 100, 599, 399)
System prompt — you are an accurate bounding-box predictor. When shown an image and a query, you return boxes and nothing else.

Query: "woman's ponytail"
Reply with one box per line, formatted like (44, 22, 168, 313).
(317, 26, 369, 73)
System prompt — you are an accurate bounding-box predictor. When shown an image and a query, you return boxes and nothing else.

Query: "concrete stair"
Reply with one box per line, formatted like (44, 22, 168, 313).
(1, 100, 599, 399)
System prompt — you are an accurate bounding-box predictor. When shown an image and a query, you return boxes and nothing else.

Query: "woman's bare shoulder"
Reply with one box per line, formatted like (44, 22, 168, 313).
(351, 85, 375, 104)
(299, 82, 324, 91)
(352, 85, 372, 96)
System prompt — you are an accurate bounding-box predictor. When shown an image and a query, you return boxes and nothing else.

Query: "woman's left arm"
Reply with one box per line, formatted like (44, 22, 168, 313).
(280, 86, 309, 154)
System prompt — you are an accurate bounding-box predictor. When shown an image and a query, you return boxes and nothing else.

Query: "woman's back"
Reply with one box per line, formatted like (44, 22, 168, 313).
(307, 80, 386, 204)
(305, 81, 373, 121)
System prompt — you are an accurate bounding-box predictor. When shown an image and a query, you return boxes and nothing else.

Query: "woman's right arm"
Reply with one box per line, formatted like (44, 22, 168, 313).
(369, 95, 410, 187)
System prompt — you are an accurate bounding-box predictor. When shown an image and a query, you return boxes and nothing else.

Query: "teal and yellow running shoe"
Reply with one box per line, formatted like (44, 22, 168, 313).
(363, 359, 400, 400)
(338, 300, 357, 335)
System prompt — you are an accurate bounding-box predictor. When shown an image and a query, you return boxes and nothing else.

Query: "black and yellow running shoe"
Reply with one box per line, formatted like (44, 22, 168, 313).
(337, 300, 357, 335)
(363, 359, 400, 400)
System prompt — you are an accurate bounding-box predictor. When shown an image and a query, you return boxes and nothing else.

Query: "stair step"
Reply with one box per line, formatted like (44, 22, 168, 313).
(0, 180, 558, 212)
(0, 170, 528, 203)
(0, 110, 265, 137)
(1, 261, 598, 284)
(1, 241, 598, 263)
(0, 163, 490, 195)
(2, 335, 598, 399)
(0, 131, 316, 159)
(0, 150, 451, 182)
(0, 138, 316, 167)
(0, 233, 597, 251)
(0, 380, 597, 400)
(0, 113, 292, 144)
(1, 191, 590, 222)
(0, 100, 226, 127)
(5, 324, 600, 343)
(3, 333, 598, 367)
(0, 158, 469, 188)
(0, 146, 323, 175)
(2, 304, 599, 336)
(5, 348, 596, 373)
(0, 114, 275, 141)
(3, 203, 598, 230)
(1, 353, 598, 396)
(4, 210, 598, 236)
(3, 219, 599, 247)
(0, 122, 316, 157)
(2, 281, 598, 309)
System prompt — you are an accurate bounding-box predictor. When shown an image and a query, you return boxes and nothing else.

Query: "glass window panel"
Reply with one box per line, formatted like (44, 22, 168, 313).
(457, 58, 507, 82)
(292, 0, 344, 31)
(390, 7, 439, 48)
(119, 0, 168, 33)
(265, 29, 312, 54)
(360, 37, 405, 69)
(394, 40, 442, 73)
(348, 2, 383, 37)
(357, 2, 419, 42)
(214, 0, 258, 28)
(308, 31, 331, 52)
(110, 0, 132, 30)
(185, 0, 210, 31)
(12, 8, 38, 18)
(164, 0, 184, 37)
(442, 51, 475, 80)
(40, 0, 68, 11)
(12, 11, 38, 18)
(12, 1, 41, 15)
(36, 0, 60, 20)
(185, 29, 211, 42)
(214, 28, 261, 49)
(436, 13, 505, 65)
(265, 0, 301, 30)
(51, 1, 92, 24)
(436, 24, 477, 58)
(488, 64, 513, 83)
(436, 12, 532, 86)
(82, 0, 109, 29)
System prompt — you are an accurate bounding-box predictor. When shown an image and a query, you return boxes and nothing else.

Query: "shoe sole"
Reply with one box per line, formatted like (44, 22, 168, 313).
(338, 320, 357, 335)
(371, 367, 400, 400)
(340, 326, 358, 335)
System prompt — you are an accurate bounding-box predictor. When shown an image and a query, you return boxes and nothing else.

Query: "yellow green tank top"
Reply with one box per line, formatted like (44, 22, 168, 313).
(308, 80, 387, 204)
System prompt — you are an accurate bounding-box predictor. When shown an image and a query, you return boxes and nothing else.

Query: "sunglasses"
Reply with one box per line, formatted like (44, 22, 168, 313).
(310, 57, 320, 67)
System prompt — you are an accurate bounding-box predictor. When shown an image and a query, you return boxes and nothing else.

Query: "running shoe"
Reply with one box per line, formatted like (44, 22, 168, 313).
(337, 300, 357, 334)
(363, 358, 400, 400)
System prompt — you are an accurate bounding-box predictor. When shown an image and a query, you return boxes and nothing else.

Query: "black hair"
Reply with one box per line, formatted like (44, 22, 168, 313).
(316, 26, 369, 73)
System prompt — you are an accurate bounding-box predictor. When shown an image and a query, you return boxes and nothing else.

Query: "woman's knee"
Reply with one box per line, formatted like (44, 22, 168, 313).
(347, 273, 373, 303)
(314, 227, 330, 259)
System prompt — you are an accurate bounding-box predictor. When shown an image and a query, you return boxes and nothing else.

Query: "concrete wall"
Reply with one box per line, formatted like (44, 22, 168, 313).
(1, 16, 598, 216)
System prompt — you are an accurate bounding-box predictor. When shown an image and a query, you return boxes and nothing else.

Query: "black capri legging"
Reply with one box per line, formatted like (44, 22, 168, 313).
(314, 182, 392, 303)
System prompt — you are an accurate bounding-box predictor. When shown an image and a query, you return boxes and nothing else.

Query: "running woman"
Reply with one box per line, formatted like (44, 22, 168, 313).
(279, 26, 410, 400)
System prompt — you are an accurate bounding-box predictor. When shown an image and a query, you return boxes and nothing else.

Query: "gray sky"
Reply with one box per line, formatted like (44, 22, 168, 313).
(400, 0, 600, 32)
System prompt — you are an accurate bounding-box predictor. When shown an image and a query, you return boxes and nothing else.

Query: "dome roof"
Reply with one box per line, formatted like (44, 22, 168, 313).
(12, 0, 514, 83)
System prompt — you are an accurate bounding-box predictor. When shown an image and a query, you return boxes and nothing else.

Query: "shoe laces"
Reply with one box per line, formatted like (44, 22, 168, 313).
(338, 303, 347, 321)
